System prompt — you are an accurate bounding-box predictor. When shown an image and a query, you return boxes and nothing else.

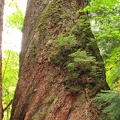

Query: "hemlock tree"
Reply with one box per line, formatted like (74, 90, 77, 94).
(0, 0, 4, 119)
(10, 0, 109, 120)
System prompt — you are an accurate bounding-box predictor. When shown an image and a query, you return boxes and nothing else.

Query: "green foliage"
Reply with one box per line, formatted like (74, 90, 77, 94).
(69, 49, 95, 62)
(2, 50, 19, 99)
(84, 1, 119, 40)
(82, 0, 120, 49)
(6, 7, 24, 30)
(49, 32, 98, 93)
(95, 91, 120, 120)
(2, 50, 19, 119)
(8, 0, 18, 7)
(52, 34, 77, 49)
(50, 33, 77, 66)
(79, 1, 120, 120)
(79, 0, 120, 88)
(50, 31, 95, 67)
(67, 49, 96, 73)
(106, 47, 120, 88)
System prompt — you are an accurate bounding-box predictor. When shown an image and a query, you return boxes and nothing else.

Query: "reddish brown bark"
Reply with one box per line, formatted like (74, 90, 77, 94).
(10, 0, 109, 120)
(0, 0, 4, 119)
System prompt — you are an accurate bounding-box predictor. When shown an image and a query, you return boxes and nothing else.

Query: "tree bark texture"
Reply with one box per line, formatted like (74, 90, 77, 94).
(0, 0, 4, 119)
(11, 0, 109, 120)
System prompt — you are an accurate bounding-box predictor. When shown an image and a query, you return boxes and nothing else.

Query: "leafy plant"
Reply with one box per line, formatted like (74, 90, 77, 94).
(95, 90, 120, 120)
(49, 31, 98, 93)
(2, 0, 24, 119)
(67, 49, 96, 73)
(106, 47, 120, 89)
(2, 50, 19, 119)
(52, 34, 77, 49)
(79, 0, 120, 89)
(6, 7, 24, 30)
(50, 33, 78, 66)
(81, 1, 120, 120)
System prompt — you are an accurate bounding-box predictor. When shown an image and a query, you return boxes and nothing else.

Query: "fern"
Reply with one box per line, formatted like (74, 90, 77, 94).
(52, 34, 77, 50)
(69, 49, 96, 62)
(95, 90, 120, 120)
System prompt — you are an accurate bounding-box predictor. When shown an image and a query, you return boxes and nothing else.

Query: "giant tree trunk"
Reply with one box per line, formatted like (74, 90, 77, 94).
(10, 0, 109, 120)
(0, 0, 4, 119)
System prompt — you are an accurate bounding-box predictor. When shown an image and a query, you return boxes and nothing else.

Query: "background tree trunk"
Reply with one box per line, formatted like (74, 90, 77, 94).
(11, 0, 109, 120)
(0, 0, 4, 119)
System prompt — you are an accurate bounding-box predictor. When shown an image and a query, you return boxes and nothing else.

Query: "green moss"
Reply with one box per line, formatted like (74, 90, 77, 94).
(31, 107, 48, 120)
(31, 112, 39, 120)
(45, 93, 56, 103)
(36, 0, 62, 36)
(26, 42, 37, 59)
(61, 13, 71, 19)
(40, 107, 48, 116)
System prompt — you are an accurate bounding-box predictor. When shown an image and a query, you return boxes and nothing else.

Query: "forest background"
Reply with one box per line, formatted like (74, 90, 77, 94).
(2, 0, 120, 120)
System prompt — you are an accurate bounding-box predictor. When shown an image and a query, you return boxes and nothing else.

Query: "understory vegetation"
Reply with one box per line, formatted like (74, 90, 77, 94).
(2, 0, 120, 120)
(84, 0, 120, 119)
